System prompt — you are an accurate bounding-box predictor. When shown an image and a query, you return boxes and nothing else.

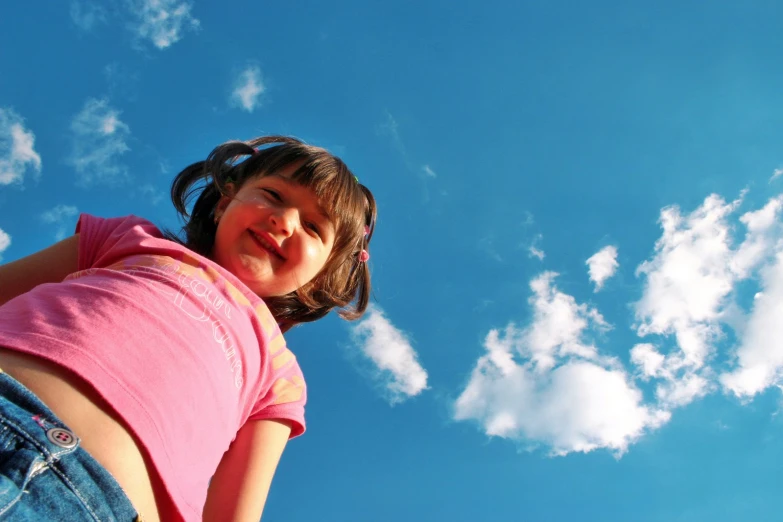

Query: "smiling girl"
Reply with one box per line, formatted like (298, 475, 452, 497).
(0, 136, 376, 521)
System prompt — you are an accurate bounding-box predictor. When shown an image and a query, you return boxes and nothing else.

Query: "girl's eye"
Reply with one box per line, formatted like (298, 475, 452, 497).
(263, 189, 282, 201)
(305, 222, 321, 237)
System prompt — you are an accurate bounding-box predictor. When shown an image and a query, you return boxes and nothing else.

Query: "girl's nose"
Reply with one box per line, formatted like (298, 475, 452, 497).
(269, 207, 298, 237)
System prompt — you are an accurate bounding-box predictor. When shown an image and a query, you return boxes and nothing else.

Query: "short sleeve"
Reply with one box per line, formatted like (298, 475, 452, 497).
(76, 214, 161, 270)
(247, 352, 308, 438)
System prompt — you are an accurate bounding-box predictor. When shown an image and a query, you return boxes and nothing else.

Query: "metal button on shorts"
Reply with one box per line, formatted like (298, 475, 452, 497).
(46, 428, 78, 449)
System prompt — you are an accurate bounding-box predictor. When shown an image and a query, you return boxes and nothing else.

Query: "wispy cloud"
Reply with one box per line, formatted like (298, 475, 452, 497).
(127, 0, 199, 49)
(0, 228, 10, 261)
(529, 246, 545, 261)
(376, 110, 406, 156)
(0, 108, 42, 185)
(586, 245, 619, 291)
(528, 234, 545, 261)
(231, 66, 265, 112)
(136, 183, 164, 205)
(770, 167, 783, 183)
(455, 272, 669, 456)
(69, 98, 131, 185)
(351, 306, 429, 404)
(41, 205, 79, 241)
(422, 165, 437, 178)
(70, 1, 107, 31)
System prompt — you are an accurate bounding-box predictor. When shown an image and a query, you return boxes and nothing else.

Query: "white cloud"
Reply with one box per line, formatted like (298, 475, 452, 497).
(351, 307, 429, 404)
(629, 343, 665, 379)
(729, 196, 783, 279)
(41, 205, 79, 241)
(69, 98, 131, 185)
(529, 246, 545, 261)
(0, 228, 10, 261)
(455, 272, 669, 456)
(0, 108, 42, 185)
(70, 1, 107, 31)
(770, 167, 783, 183)
(632, 193, 783, 406)
(127, 0, 199, 49)
(586, 245, 618, 291)
(635, 194, 741, 368)
(721, 252, 783, 397)
(422, 165, 437, 178)
(231, 66, 265, 112)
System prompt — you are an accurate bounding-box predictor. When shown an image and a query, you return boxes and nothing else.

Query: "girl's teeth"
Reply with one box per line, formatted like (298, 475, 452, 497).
(253, 233, 277, 256)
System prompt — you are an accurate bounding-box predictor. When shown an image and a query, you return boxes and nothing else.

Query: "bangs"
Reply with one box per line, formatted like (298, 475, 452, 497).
(290, 161, 366, 232)
(244, 143, 368, 239)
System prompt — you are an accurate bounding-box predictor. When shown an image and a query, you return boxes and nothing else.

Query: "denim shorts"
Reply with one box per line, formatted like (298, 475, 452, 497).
(0, 369, 141, 521)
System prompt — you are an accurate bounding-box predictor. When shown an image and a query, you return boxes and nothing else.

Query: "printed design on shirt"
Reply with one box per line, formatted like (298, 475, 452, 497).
(68, 251, 304, 410)
(73, 253, 281, 390)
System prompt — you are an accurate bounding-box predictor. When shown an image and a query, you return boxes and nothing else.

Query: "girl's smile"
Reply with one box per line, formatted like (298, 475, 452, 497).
(211, 169, 336, 297)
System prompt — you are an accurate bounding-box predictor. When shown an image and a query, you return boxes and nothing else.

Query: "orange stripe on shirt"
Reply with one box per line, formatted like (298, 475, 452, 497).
(272, 348, 294, 370)
(271, 375, 305, 405)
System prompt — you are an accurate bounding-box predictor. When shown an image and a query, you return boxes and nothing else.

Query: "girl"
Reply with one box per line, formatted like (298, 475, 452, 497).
(0, 136, 376, 521)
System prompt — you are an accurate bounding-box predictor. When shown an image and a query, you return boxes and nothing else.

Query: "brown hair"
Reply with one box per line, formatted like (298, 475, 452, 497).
(168, 136, 376, 332)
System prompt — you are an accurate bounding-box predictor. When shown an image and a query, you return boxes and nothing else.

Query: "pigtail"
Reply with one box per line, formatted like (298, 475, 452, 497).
(337, 185, 376, 320)
(168, 140, 258, 256)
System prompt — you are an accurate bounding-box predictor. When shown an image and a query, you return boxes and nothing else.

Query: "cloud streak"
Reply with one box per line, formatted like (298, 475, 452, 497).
(69, 98, 131, 185)
(231, 66, 265, 112)
(41, 205, 79, 241)
(0, 108, 42, 185)
(528, 234, 545, 261)
(70, 1, 107, 31)
(351, 307, 429, 404)
(529, 246, 545, 261)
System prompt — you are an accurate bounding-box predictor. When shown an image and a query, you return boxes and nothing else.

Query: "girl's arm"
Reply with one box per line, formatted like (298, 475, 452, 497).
(202, 419, 293, 522)
(0, 235, 80, 307)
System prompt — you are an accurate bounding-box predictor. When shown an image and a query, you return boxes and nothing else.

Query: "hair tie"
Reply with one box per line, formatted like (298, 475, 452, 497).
(364, 225, 370, 237)
(358, 249, 370, 262)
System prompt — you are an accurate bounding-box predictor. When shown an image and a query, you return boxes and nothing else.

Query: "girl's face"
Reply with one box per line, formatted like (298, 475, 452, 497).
(212, 167, 336, 297)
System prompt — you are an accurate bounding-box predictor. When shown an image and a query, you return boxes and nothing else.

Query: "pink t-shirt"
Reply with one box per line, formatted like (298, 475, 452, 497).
(0, 215, 307, 521)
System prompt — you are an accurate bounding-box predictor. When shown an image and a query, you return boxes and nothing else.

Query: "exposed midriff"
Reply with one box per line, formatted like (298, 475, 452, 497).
(0, 348, 175, 522)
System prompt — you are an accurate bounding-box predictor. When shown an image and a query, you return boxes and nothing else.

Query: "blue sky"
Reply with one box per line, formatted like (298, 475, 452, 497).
(2, 1, 783, 520)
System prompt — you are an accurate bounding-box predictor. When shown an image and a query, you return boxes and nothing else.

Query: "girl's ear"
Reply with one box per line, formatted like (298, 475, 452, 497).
(215, 183, 235, 221)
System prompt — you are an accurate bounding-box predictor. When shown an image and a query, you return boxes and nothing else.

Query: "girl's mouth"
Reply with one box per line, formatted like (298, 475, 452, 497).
(249, 231, 284, 260)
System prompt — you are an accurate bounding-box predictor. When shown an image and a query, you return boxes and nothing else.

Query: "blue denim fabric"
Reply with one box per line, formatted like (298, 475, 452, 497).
(0, 370, 140, 521)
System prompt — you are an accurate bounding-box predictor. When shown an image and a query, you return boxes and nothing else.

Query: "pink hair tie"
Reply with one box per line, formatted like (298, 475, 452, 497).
(358, 249, 370, 263)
